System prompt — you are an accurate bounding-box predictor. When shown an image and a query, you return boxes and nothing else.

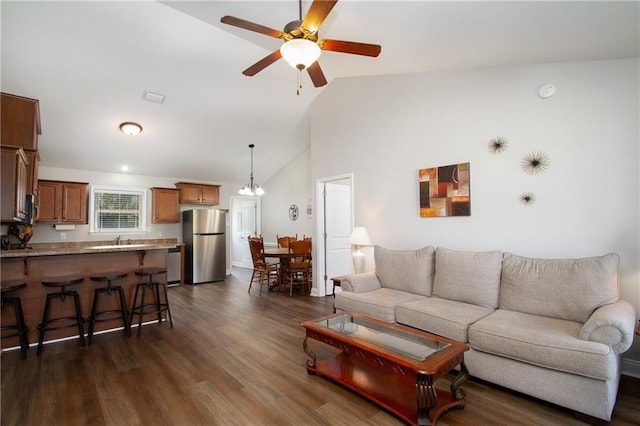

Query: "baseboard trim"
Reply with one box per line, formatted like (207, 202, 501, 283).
(621, 357, 640, 378)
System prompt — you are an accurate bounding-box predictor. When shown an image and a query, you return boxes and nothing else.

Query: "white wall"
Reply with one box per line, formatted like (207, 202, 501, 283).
(261, 147, 314, 244)
(310, 58, 640, 364)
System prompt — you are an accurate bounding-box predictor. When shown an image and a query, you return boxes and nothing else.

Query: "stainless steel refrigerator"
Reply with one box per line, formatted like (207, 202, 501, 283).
(183, 209, 226, 284)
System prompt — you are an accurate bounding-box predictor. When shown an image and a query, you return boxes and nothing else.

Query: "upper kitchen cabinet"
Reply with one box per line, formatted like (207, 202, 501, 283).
(37, 180, 89, 223)
(1, 146, 29, 222)
(1, 93, 41, 150)
(175, 182, 220, 205)
(151, 187, 180, 223)
(23, 148, 40, 196)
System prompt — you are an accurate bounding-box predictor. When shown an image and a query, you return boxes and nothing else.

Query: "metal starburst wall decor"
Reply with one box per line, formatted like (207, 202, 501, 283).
(519, 192, 536, 206)
(521, 151, 550, 175)
(488, 136, 509, 154)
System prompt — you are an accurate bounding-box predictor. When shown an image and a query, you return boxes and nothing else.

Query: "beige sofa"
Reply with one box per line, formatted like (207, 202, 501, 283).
(335, 246, 637, 421)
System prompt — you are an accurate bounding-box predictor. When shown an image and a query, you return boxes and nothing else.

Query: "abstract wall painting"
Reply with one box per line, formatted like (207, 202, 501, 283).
(419, 162, 470, 217)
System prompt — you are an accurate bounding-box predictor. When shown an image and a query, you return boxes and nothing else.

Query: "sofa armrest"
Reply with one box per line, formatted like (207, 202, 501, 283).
(579, 299, 637, 354)
(340, 272, 382, 293)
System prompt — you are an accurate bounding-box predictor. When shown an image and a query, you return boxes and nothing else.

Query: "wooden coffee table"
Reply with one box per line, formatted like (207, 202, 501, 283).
(302, 312, 469, 425)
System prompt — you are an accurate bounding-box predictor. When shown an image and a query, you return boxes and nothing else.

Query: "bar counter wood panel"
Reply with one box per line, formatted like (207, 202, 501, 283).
(1, 249, 167, 349)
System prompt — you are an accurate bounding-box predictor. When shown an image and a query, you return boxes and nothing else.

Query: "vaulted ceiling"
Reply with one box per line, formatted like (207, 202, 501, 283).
(2, 1, 638, 184)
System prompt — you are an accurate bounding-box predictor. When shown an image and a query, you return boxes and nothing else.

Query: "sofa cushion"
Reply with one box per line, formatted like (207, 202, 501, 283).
(469, 309, 616, 380)
(375, 245, 435, 297)
(432, 247, 503, 309)
(334, 288, 426, 323)
(396, 297, 494, 342)
(499, 252, 619, 323)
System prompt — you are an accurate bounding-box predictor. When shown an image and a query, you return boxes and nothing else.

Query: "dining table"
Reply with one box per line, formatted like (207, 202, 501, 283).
(263, 247, 293, 290)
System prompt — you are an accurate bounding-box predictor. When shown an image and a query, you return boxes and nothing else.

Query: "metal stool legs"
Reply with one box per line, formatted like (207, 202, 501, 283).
(37, 275, 85, 356)
(130, 268, 173, 336)
(37, 289, 86, 355)
(87, 277, 131, 345)
(1, 281, 29, 359)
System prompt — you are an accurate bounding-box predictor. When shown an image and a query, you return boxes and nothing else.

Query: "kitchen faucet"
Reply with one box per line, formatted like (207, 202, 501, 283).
(115, 235, 121, 245)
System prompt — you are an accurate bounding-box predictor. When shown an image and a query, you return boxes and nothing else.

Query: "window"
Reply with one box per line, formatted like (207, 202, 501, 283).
(90, 187, 147, 233)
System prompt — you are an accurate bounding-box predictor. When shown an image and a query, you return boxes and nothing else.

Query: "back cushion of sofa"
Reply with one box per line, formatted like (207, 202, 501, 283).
(432, 247, 503, 309)
(375, 245, 435, 296)
(499, 252, 620, 323)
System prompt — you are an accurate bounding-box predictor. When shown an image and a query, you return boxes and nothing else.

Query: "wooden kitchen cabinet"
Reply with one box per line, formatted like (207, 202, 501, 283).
(151, 187, 180, 223)
(37, 180, 88, 223)
(1, 93, 41, 150)
(175, 182, 220, 205)
(23, 148, 39, 196)
(1, 146, 29, 222)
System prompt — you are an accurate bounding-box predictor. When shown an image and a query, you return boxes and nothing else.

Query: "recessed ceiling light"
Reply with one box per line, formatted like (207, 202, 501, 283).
(119, 165, 130, 172)
(119, 122, 142, 136)
(142, 90, 166, 104)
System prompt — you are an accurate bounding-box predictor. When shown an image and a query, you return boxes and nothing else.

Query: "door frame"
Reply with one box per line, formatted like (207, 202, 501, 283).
(313, 173, 354, 297)
(230, 195, 261, 268)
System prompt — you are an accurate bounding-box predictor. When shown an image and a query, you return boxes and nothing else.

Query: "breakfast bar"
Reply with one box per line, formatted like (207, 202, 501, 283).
(0, 239, 178, 351)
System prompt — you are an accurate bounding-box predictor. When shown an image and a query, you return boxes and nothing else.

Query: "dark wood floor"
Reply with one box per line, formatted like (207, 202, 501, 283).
(2, 267, 639, 425)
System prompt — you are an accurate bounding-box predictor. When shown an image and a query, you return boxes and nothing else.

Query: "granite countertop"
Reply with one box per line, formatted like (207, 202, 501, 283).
(0, 238, 180, 258)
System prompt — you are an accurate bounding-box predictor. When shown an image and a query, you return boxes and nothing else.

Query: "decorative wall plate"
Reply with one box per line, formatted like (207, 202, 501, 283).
(289, 204, 299, 221)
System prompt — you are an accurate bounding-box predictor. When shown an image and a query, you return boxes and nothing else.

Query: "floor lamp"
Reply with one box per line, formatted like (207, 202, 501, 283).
(349, 227, 372, 274)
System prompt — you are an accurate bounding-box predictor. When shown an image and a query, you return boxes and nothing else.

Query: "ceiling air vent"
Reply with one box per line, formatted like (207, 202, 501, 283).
(142, 91, 166, 104)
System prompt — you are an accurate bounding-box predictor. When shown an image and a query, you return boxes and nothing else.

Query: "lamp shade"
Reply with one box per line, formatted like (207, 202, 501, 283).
(280, 39, 321, 70)
(349, 227, 372, 246)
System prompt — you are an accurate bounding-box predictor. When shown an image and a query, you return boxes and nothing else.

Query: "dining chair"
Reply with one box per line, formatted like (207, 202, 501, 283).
(286, 239, 312, 296)
(277, 234, 298, 248)
(303, 236, 312, 279)
(248, 239, 279, 296)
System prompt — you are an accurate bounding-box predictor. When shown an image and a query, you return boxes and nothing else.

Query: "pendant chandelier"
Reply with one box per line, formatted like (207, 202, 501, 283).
(238, 144, 264, 196)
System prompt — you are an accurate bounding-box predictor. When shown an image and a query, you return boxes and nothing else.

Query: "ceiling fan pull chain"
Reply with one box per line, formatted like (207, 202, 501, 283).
(297, 68, 302, 96)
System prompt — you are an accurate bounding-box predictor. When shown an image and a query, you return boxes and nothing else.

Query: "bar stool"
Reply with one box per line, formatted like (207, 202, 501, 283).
(1, 280, 29, 359)
(87, 271, 131, 344)
(130, 267, 173, 336)
(37, 275, 85, 355)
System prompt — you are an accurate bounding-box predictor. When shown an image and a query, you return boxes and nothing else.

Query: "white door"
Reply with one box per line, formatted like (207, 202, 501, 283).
(325, 182, 353, 280)
(231, 196, 260, 269)
(314, 175, 353, 296)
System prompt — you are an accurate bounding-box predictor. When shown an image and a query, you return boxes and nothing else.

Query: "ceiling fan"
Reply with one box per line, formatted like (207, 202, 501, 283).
(220, 0, 381, 91)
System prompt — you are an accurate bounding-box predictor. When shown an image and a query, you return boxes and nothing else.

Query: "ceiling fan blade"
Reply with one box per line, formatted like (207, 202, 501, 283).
(307, 61, 328, 87)
(242, 50, 283, 76)
(320, 39, 381, 57)
(221, 15, 284, 39)
(301, 0, 338, 34)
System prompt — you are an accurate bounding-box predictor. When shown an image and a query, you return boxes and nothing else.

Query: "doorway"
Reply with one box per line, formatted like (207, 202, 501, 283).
(314, 174, 354, 297)
(230, 196, 261, 269)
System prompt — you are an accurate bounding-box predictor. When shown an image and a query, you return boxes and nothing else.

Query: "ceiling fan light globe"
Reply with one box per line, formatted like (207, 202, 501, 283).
(280, 38, 321, 70)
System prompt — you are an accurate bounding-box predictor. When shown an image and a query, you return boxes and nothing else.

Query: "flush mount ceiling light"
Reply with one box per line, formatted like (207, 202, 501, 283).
(119, 165, 130, 172)
(238, 144, 264, 196)
(119, 122, 142, 136)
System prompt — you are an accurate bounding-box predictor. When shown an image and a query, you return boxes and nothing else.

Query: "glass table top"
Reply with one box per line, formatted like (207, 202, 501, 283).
(315, 313, 450, 361)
